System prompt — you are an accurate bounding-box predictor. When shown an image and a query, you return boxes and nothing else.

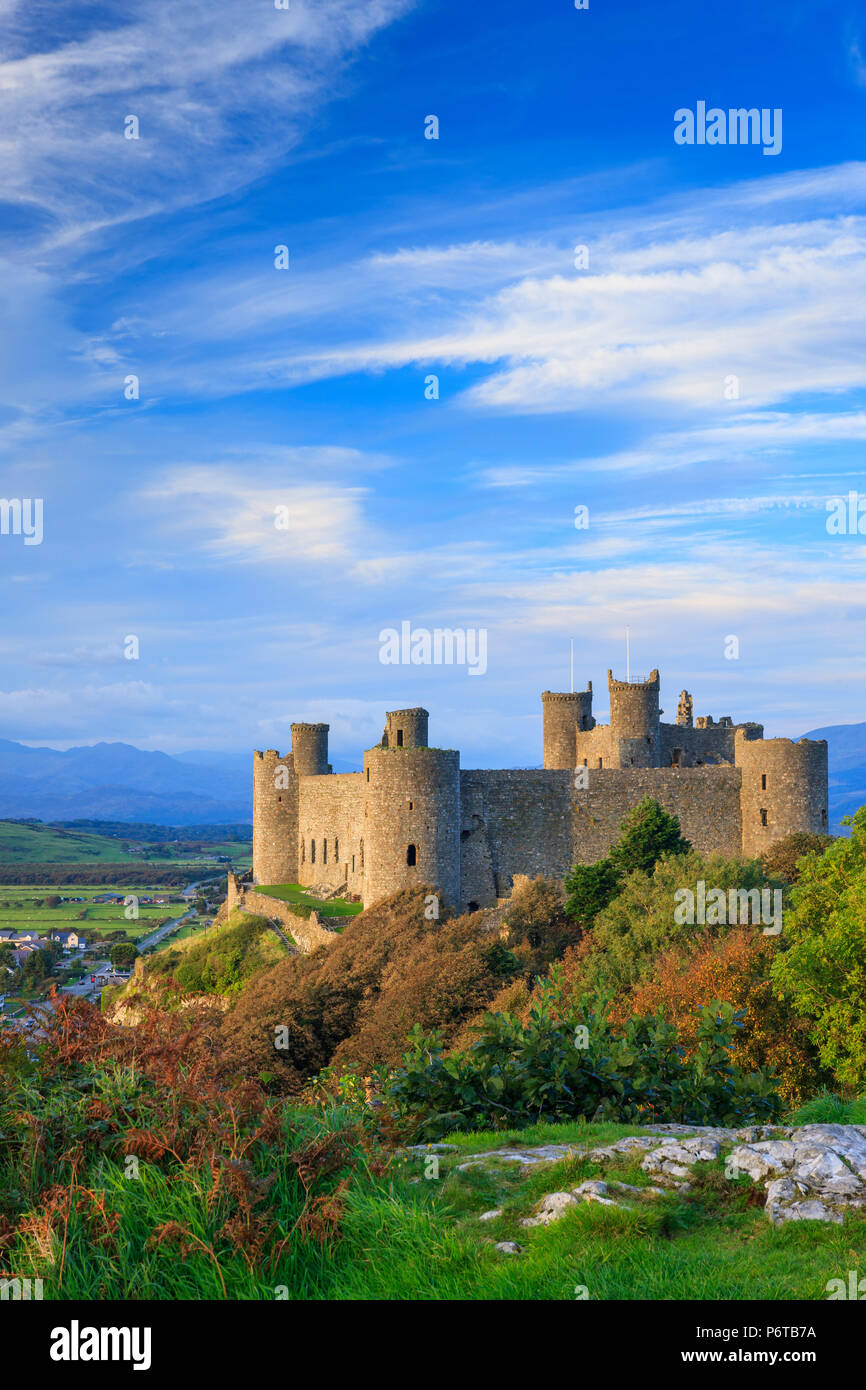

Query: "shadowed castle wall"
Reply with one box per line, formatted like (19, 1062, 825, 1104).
(736, 732, 829, 857)
(658, 720, 764, 767)
(570, 767, 743, 862)
(460, 770, 573, 901)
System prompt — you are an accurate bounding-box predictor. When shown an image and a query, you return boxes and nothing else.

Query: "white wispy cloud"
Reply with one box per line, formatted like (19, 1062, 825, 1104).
(0, 0, 414, 248)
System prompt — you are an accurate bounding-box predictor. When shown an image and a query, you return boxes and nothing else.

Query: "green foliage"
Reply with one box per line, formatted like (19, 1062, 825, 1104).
(148, 911, 286, 997)
(771, 808, 866, 1091)
(563, 858, 620, 931)
(109, 942, 139, 970)
(387, 966, 781, 1139)
(583, 850, 775, 994)
(608, 797, 691, 877)
(785, 1089, 866, 1126)
(564, 798, 691, 931)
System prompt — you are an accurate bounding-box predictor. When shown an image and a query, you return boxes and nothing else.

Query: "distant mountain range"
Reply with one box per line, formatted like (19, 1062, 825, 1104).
(0, 728, 861, 830)
(0, 740, 360, 826)
(0, 740, 252, 825)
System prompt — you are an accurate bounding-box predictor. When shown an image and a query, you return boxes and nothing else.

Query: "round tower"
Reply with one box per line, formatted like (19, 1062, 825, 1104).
(290, 723, 329, 777)
(383, 707, 429, 749)
(608, 668, 660, 767)
(252, 749, 298, 885)
(542, 687, 594, 769)
(735, 731, 829, 857)
(362, 745, 460, 908)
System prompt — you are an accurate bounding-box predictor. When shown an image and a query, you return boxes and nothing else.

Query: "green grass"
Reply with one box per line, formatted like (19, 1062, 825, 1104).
(786, 1091, 866, 1126)
(0, 821, 152, 864)
(0, 885, 187, 940)
(323, 1121, 866, 1301)
(0, 820, 252, 867)
(143, 910, 289, 997)
(258, 883, 363, 917)
(5, 1067, 864, 1302)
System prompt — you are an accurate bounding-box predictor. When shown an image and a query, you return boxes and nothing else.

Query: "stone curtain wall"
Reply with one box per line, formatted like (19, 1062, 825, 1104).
(570, 766, 743, 862)
(461, 770, 574, 895)
(225, 875, 338, 954)
(297, 772, 366, 895)
(461, 766, 743, 901)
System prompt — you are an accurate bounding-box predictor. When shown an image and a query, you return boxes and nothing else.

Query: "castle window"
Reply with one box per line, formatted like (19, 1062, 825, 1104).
(407, 844, 417, 866)
(360, 839, 364, 868)
(467, 900, 479, 912)
(408, 800, 413, 810)
(335, 838, 339, 861)
(366, 768, 370, 782)
(822, 809, 828, 828)
(671, 749, 681, 767)
(760, 809, 768, 827)
(301, 840, 305, 864)
(352, 854, 355, 873)
(311, 840, 316, 863)
(397, 729, 404, 747)
(598, 758, 603, 769)
(323, 839, 328, 864)
(761, 773, 767, 790)
(583, 758, 588, 767)
(277, 795, 282, 802)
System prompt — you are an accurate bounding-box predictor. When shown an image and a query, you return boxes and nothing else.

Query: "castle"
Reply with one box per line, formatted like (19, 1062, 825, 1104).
(251, 669, 828, 913)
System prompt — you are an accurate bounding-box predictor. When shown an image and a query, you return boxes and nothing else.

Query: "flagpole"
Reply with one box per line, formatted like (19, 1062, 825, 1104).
(570, 639, 574, 693)
(626, 627, 630, 683)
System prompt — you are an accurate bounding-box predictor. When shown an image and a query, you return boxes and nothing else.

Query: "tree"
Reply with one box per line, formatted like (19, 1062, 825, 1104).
(109, 943, 139, 971)
(608, 797, 691, 877)
(772, 809, 866, 1091)
(45, 894, 62, 908)
(582, 850, 775, 994)
(563, 859, 620, 931)
(761, 831, 834, 884)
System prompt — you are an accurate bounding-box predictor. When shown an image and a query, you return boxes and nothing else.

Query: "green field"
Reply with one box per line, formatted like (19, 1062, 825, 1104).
(258, 882, 363, 917)
(0, 820, 252, 867)
(0, 885, 189, 940)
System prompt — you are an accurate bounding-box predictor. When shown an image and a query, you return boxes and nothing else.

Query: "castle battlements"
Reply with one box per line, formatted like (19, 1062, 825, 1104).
(251, 673, 829, 911)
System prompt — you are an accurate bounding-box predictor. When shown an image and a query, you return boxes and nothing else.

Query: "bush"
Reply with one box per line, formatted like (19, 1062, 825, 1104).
(387, 966, 781, 1139)
(610, 929, 829, 1106)
(608, 796, 691, 876)
(772, 808, 866, 1092)
(760, 831, 835, 883)
(581, 850, 778, 995)
(218, 888, 541, 1090)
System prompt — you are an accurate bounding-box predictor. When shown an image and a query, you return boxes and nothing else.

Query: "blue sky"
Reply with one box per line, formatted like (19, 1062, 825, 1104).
(0, 0, 865, 768)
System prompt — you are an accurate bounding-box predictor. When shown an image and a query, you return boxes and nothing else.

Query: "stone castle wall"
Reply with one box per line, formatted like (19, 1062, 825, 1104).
(248, 682, 829, 915)
(736, 732, 829, 857)
(297, 772, 365, 896)
(224, 873, 338, 953)
(362, 746, 461, 907)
